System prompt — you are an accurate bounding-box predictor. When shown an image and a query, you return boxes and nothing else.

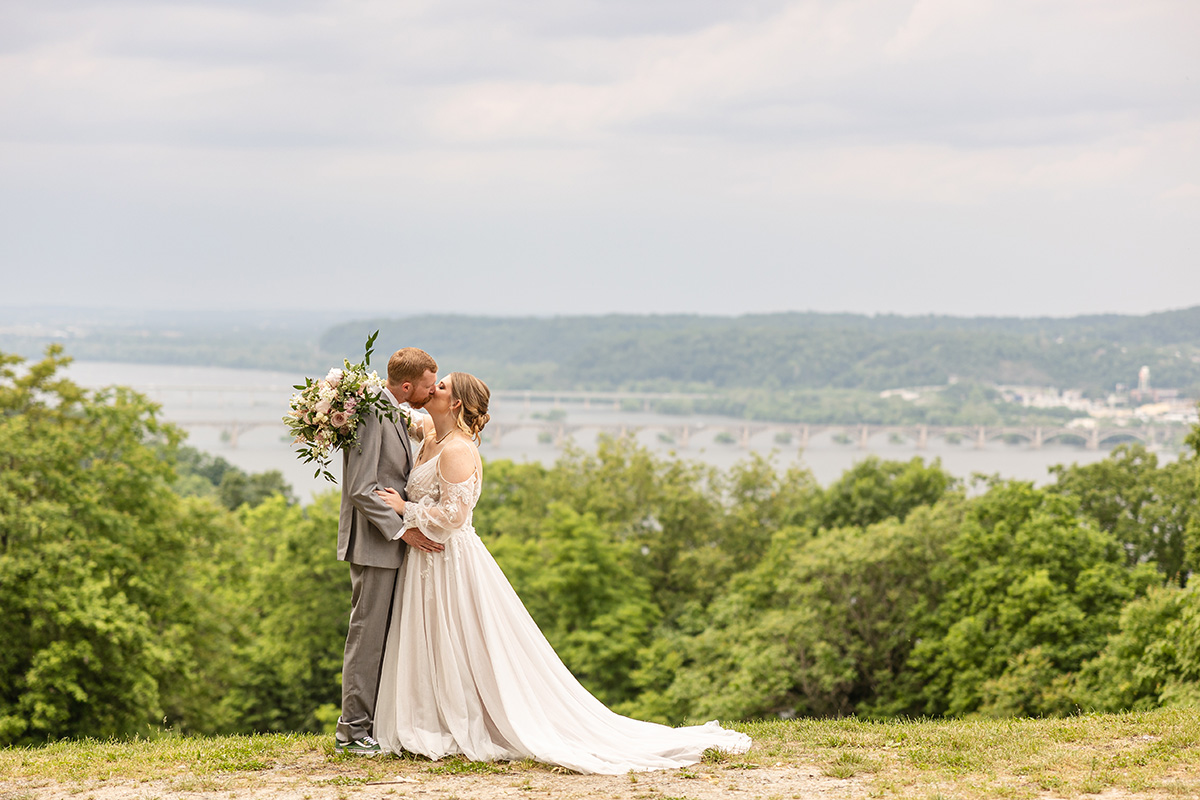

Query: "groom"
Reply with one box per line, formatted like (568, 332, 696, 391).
(335, 346, 444, 755)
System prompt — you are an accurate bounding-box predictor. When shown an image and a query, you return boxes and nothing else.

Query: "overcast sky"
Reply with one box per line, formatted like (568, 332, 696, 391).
(1, 0, 1197, 318)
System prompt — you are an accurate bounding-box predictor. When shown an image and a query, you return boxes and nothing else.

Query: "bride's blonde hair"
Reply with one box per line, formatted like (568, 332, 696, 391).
(449, 372, 491, 443)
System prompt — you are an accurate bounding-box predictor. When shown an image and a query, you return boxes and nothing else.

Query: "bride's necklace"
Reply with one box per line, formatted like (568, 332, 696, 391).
(434, 427, 457, 445)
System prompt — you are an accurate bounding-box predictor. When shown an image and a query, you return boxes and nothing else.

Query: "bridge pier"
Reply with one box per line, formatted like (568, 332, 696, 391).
(859, 425, 870, 450)
(740, 425, 750, 448)
(1087, 428, 1099, 450)
(800, 425, 810, 449)
(679, 425, 690, 449)
(917, 425, 927, 450)
(975, 426, 986, 449)
(1033, 427, 1043, 449)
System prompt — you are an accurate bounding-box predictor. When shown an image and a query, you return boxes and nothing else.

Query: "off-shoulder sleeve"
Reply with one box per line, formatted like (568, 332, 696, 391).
(400, 445, 479, 544)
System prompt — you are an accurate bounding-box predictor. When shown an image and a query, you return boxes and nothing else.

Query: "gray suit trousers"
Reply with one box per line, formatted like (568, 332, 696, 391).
(336, 562, 401, 742)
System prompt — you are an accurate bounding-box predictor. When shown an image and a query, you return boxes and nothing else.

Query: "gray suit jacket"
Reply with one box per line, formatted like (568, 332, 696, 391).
(337, 403, 412, 569)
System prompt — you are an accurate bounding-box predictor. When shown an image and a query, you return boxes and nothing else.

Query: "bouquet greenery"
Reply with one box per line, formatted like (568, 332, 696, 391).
(283, 331, 398, 482)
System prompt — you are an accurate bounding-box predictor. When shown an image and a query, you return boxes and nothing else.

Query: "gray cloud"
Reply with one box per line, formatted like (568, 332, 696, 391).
(0, 0, 1197, 317)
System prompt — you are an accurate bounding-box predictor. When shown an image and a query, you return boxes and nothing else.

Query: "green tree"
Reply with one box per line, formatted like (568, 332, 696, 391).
(171, 445, 297, 510)
(0, 347, 241, 742)
(1075, 585, 1200, 712)
(811, 455, 956, 531)
(218, 469, 296, 511)
(631, 499, 964, 724)
(906, 481, 1159, 718)
(220, 492, 348, 733)
(488, 503, 659, 707)
(1050, 444, 1197, 586)
(1184, 411, 1200, 583)
(479, 438, 743, 624)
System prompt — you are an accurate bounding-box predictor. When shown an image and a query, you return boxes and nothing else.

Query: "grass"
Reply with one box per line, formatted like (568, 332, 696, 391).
(0, 708, 1197, 798)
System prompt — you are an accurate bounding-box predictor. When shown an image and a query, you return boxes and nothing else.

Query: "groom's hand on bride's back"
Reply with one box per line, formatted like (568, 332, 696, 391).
(401, 528, 444, 553)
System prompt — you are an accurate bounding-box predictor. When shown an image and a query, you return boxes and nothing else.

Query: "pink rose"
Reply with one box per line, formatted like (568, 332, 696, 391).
(315, 399, 332, 416)
(345, 398, 358, 413)
(331, 410, 350, 430)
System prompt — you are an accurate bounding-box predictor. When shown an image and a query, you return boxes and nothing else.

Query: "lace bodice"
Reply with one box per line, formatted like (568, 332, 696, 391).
(401, 449, 481, 544)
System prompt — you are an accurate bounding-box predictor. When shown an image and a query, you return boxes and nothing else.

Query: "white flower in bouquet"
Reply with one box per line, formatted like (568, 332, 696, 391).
(282, 330, 399, 483)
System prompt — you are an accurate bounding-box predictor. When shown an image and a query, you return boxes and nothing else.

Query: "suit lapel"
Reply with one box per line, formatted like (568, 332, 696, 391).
(393, 409, 413, 469)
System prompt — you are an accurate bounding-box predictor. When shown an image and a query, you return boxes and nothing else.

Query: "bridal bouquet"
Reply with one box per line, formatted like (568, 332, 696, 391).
(283, 330, 399, 483)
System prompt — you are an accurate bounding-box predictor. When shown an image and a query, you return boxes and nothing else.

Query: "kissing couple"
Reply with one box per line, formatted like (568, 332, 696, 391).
(333, 346, 750, 773)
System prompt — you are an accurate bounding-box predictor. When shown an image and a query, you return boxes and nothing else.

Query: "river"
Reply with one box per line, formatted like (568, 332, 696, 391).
(63, 361, 1183, 503)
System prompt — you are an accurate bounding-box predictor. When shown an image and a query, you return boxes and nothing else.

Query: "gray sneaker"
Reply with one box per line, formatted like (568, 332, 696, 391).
(335, 735, 382, 756)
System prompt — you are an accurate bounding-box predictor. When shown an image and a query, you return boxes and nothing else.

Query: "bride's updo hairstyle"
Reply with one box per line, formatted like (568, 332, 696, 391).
(449, 372, 491, 442)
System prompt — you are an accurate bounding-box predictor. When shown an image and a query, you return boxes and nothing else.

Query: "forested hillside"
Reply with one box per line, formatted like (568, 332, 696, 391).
(2, 346, 1198, 745)
(5, 307, 1199, 397)
(322, 307, 1200, 394)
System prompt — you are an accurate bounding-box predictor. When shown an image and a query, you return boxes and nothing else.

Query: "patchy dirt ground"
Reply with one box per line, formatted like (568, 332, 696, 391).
(1, 762, 867, 800)
(6, 712, 1197, 800)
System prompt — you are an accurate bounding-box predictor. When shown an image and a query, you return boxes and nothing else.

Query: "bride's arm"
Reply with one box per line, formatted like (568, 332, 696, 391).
(399, 441, 479, 544)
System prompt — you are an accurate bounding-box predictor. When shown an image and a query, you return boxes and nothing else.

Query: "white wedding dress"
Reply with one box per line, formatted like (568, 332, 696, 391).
(373, 445, 751, 774)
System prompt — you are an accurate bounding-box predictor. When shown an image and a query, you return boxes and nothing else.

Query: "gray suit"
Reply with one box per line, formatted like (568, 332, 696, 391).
(336, 400, 412, 743)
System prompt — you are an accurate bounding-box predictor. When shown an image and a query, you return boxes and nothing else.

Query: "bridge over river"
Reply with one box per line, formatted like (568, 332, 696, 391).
(171, 418, 1170, 453)
(128, 384, 1177, 451)
(485, 421, 1169, 451)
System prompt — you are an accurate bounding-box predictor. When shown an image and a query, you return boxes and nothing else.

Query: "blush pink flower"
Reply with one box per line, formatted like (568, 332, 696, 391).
(330, 410, 350, 430)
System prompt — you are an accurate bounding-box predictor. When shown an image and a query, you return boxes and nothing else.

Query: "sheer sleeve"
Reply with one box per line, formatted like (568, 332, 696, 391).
(401, 443, 479, 544)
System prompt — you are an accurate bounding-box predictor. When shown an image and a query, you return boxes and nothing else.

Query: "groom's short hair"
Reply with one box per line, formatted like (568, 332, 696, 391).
(388, 348, 437, 386)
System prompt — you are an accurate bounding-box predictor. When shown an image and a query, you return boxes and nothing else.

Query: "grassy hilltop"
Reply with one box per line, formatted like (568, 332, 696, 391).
(2, 709, 1197, 799)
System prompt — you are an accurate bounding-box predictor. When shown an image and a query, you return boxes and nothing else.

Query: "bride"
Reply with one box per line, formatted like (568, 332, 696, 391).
(371, 372, 750, 774)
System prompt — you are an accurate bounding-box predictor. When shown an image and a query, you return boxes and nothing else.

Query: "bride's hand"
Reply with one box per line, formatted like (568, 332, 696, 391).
(376, 487, 406, 514)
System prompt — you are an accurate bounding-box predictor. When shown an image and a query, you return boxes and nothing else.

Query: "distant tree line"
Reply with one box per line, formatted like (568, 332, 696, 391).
(323, 308, 1200, 396)
(5, 308, 1199, 399)
(1, 347, 1198, 745)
